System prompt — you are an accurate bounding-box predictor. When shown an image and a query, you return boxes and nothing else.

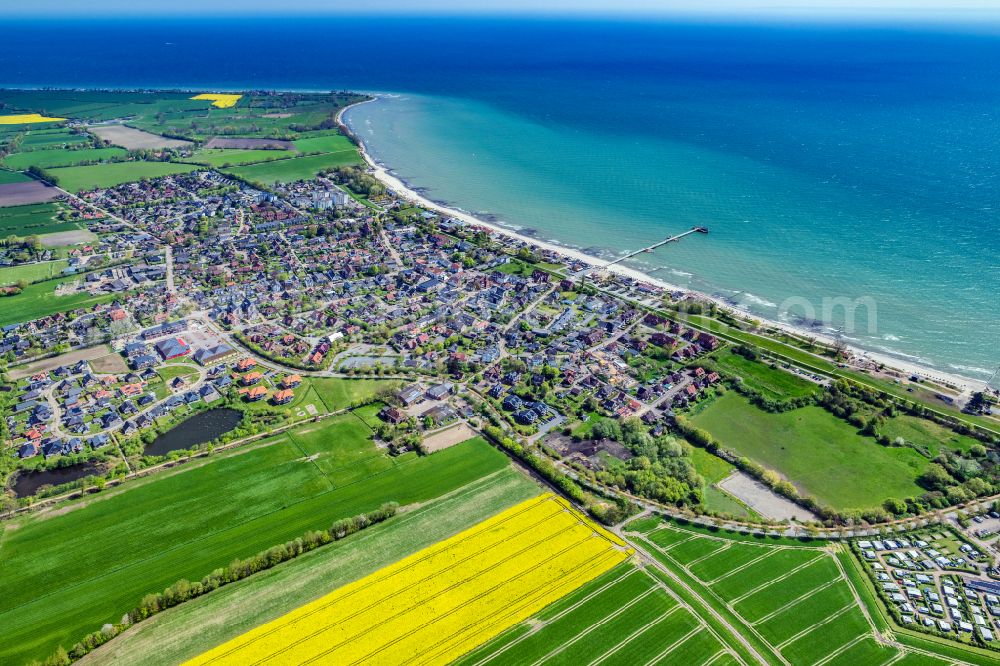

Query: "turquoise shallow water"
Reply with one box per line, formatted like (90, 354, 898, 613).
(345, 88, 998, 380)
(1, 17, 997, 378)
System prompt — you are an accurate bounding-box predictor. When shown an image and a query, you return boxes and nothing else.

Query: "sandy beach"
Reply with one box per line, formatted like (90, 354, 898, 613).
(338, 98, 987, 395)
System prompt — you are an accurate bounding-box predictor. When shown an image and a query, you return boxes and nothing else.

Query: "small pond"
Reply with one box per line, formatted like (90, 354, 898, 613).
(145, 408, 243, 456)
(12, 463, 102, 498)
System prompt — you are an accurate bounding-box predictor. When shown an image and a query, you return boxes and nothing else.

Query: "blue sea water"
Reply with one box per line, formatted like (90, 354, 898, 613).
(1, 17, 998, 379)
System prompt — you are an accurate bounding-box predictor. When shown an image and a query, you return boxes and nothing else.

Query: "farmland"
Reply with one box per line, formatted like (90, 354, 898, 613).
(190, 93, 243, 109)
(293, 132, 356, 154)
(78, 468, 541, 665)
(0, 113, 65, 124)
(44, 161, 199, 193)
(691, 392, 928, 510)
(0, 168, 31, 184)
(223, 150, 361, 185)
(186, 493, 630, 665)
(459, 563, 735, 666)
(0, 273, 125, 326)
(0, 258, 69, 285)
(181, 148, 297, 168)
(0, 413, 510, 664)
(2, 146, 127, 170)
(87, 125, 193, 150)
(0, 201, 82, 237)
(626, 517, 959, 666)
(17, 128, 90, 149)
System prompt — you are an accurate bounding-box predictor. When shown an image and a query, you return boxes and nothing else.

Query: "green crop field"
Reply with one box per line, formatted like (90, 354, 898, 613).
(0, 273, 125, 326)
(77, 468, 540, 665)
(691, 392, 928, 510)
(293, 132, 355, 154)
(458, 564, 730, 666)
(3, 146, 127, 170)
(18, 129, 89, 149)
(713, 350, 821, 400)
(45, 161, 199, 193)
(626, 517, 964, 666)
(0, 413, 512, 663)
(181, 148, 298, 168)
(0, 202, 80, 236)
(222, 150, 361, 185)
(0, 168, 31, 184)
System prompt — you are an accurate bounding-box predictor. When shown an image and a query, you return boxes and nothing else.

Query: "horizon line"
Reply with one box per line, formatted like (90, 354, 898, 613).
(6, 9, 1000, 24)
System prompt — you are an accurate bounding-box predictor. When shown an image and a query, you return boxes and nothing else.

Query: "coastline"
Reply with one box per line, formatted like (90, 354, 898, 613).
(337, 97, 987, 394)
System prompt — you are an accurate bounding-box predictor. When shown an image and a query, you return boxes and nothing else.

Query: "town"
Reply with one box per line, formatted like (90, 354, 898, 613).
(2, 88, 1000, 665)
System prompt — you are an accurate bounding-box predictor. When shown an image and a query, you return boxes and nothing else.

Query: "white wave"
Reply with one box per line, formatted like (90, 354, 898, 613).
(882, 334, 901, 342)
(736, 292, 778, 308)
(669, 269, 693, 278)
(947, 364, 993, 377)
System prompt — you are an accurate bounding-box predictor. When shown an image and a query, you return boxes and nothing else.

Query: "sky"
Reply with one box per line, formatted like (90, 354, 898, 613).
(7, 0, 1000, 20)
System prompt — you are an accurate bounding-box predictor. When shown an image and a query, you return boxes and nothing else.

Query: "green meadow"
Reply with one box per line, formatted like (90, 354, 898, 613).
(76, 469, 540, 666)
(687, 445, 756, 519)
(713, 349, 821, 400)
(691, 392, 928, 510)
(0, 259, 70, 286)
(45, 161, 199, 193)
(0, 413, 511, 664)
(223, 150, 361, 185)
(0, 202, 79, 237)
(293, 132, 356, 154)
(0, 169, 31, 184)
(3, 146, 127, 170)
(0, 272, 125, 326)
(181, 148, 297, 168)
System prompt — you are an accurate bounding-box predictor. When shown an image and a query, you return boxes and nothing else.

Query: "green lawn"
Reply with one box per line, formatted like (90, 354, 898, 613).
(79, 468, 539, 665)
(45, 161, 199, 193)
(307, 377, 399, 412)
(0, 273, 125, 326)
(689, 446, 758, 517)
(714, 350, 821, 400)
(180, 148, 297, 168)
(223, 150, 361, 185)
(691, 393, 928, 510)
(155, 364, 200, 384)
(0, 259, 69, 286)
(0, 413, 512, 664)
(2, 147, 127, 170)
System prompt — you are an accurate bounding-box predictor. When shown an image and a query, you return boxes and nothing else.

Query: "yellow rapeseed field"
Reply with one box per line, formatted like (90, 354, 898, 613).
(0, 113, 66, 125)
(190, 93, 243, 109)
(185, 493, 631, 666)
